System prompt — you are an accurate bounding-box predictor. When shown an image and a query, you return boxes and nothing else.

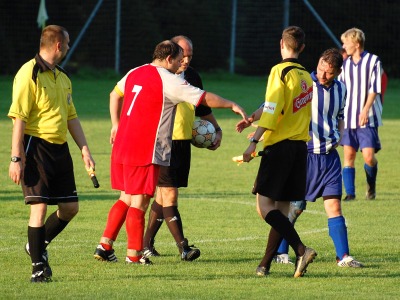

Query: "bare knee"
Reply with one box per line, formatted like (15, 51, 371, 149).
(58, 202, 79, 221)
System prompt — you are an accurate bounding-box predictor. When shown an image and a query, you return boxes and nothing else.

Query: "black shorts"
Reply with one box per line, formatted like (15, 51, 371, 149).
(158, 140, 191, 188)
(22, 135, 78, 205)
(252, 139, 307, 201)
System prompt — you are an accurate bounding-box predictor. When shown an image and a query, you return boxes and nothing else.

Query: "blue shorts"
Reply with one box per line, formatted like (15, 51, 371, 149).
(305, 150, 342, 202)
(340, 127, 381, 153)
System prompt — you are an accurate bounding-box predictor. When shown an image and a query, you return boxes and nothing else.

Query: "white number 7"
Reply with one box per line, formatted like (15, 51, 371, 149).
(127, 85, 142, 116)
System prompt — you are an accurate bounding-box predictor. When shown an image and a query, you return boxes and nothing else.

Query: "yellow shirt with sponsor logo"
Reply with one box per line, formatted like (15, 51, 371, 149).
(8, 56, 77, 144)
(258, 59, 313, 147)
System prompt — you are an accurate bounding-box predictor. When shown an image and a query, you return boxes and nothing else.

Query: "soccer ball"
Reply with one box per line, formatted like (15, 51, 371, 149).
(191, 119, 216, 148)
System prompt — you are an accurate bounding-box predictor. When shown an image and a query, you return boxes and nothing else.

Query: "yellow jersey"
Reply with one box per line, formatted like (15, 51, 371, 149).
(8, 55, 77, 144)
(259, 59, 313, 147)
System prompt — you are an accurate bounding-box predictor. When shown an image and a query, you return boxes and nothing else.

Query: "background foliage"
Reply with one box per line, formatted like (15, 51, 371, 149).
(0, 0, 399, 77)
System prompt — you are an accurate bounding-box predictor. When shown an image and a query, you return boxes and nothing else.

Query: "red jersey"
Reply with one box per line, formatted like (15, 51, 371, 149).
(112, 64, 205, 167)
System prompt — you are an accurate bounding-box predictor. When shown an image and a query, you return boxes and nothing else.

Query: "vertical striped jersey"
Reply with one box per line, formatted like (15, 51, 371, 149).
(338, 51, 383, 129)
(308, 71, 346, 154)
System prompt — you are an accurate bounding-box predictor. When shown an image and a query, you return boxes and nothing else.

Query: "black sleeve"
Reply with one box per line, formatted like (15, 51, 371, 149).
(185, 66, 212, 117)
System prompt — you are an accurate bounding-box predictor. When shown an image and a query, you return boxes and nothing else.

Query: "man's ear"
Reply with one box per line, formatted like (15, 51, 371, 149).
(165, 55, 173, 64)
(299, 43, 305, 54)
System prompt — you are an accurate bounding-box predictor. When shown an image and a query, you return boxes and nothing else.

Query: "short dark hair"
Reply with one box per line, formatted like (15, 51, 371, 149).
(152, 40, 182, 61)
(40, 25, 67, 49)
(320, 48, 343, 70)
(282, 26, 305, 52)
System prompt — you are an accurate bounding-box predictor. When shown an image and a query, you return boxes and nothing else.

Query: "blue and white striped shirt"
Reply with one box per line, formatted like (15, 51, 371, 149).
(308, 71, 346, 154)
(338, 51, 383, 129)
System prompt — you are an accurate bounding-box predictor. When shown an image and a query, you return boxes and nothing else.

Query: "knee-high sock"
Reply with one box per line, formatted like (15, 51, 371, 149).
(328, 216, 349, 260)
(102, 200, 129, 242)
(163, 206, 184, 244)
(143, 201, 164, 248)
(126, 207, 145, 251)
(364, 163, 377, 189)
(28, 226, 46, 272)
(259, 227, 283, 268)
(265, 210, 305, 256)
(44, 211, 69, 248)
(343, 167, 356, 196)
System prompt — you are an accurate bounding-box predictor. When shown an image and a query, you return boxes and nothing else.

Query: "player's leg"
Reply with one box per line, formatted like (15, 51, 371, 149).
(124, 164, 159, 265)
(143, 190, 164, 257)
(254, 141, 316, 277)
(24, 136, 70, 282)
(324, 198, 363, 267)
(324, 198, 349, 257)
(275, 200, 306, 264)
(125, 194, 152, 264)
(341, 129, 358, 200)
(159, 186, 200, 261)
(359, 126, 381, 199)
(94, 191, 129, 262)
(94, 161, 130, 262)
(27, 203, 51, 282)
(257, 197, 312, 276)
(343, 146, 357, 200)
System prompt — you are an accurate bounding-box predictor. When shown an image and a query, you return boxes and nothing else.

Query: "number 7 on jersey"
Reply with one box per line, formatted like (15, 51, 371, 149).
(127, 85, 142, 116)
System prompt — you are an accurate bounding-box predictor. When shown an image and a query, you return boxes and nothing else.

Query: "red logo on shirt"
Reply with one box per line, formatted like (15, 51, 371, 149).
(293, 86, 312, 113)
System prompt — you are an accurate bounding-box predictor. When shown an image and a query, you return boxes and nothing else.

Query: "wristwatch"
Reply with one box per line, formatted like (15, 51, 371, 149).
(11, 156, 21, 162)
(249, 137, 259, 144)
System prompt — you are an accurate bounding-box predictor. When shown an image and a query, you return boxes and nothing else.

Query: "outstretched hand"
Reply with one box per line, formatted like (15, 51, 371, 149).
(231, 104, 249, 123)
(236, 113, 256, 133)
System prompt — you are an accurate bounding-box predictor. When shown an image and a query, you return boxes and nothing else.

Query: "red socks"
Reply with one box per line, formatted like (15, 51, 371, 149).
(126, 207, 145, 251)
(102, 200, 129, 242)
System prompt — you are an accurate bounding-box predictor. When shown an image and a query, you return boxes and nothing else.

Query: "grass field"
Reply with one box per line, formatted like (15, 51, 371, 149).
(0, 73, 399, 299)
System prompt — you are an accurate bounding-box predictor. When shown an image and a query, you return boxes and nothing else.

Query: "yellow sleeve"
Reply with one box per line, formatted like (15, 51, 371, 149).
(258, 67, 285, 131)
(8, 71, 34, 122)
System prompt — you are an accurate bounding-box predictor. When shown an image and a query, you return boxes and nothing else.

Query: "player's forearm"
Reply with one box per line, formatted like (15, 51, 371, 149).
(250, 107, 263, 123)
(201, 92, 235, 108)
(10, 118, 26, 158)
(200, 113, 220, 131)
(68, 118, 90, 152)
(363, 92, 377, 112)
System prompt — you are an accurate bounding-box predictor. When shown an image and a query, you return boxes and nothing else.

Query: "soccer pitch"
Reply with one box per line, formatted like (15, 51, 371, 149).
(0, 74, 399, 299)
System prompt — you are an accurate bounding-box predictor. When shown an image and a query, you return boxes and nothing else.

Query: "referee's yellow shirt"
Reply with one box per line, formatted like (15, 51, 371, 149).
(8, 57, 77, 144)
(259, 59, 313, 147)
(172, 102, 195, 140)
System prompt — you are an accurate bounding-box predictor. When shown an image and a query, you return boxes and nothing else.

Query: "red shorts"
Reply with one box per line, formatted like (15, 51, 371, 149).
(111, 162, 160, 197)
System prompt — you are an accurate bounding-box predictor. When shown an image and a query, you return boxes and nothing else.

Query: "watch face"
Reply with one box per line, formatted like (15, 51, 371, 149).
(11, 156, 21, 162)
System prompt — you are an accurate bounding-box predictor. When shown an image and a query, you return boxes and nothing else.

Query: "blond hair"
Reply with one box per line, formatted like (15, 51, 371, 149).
(341, 28, 365, 48)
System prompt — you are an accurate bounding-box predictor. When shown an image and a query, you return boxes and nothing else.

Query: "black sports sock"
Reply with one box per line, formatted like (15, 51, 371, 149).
(163, 206, 184, 244)
(264, 209, 305, 256)
(143, 201, 164, 248)
(44, 211, 69, 247)
(28, 226, 46, 272)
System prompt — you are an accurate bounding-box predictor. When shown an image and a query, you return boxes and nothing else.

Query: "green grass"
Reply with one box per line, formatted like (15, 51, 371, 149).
(0, 74, 399, 299)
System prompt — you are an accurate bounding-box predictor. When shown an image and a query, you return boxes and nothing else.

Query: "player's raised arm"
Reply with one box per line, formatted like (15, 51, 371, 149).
(200, 92, 249, 122)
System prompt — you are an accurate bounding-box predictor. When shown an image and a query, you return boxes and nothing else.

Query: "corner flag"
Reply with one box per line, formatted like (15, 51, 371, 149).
(37, 0, 49, 30)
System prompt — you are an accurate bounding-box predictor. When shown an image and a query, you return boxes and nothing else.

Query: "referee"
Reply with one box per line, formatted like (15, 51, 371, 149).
(8, 25, 96, 283)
